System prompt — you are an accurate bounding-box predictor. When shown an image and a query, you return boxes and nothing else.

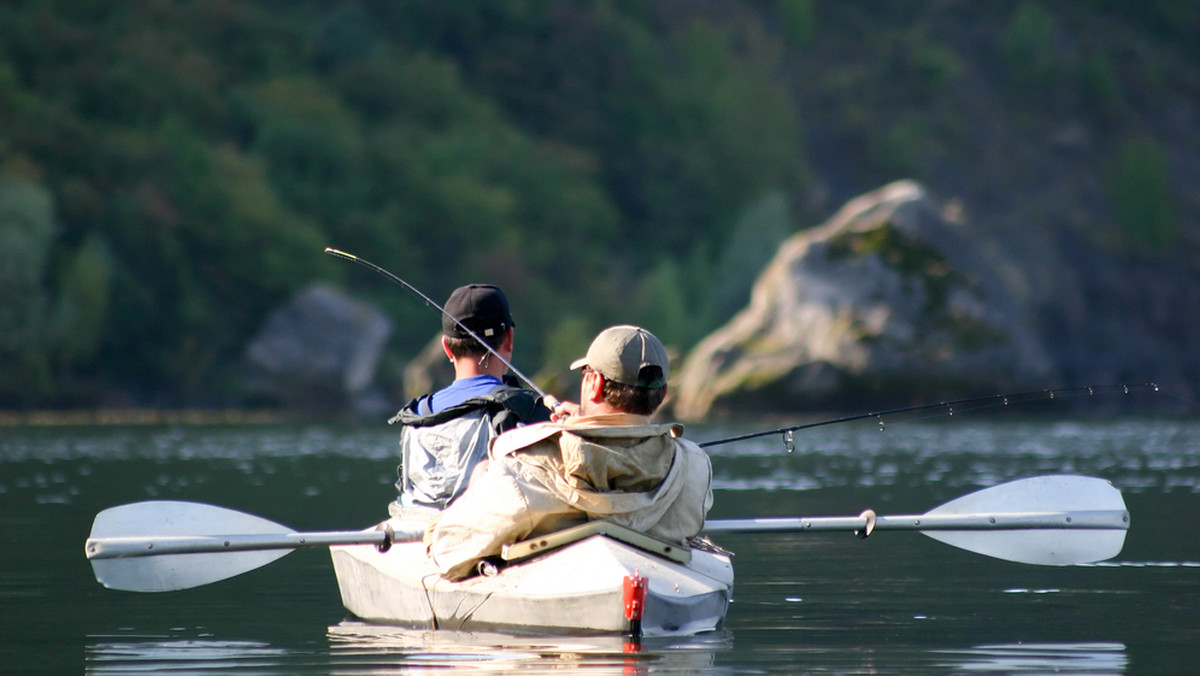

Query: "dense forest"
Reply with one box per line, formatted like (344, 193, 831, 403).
(2, 1, 1197, 411)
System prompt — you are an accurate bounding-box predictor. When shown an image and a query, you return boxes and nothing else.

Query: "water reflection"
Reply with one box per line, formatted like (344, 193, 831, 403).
(325, 620, 731, 674)
(935, 641, 1127, 673)
(87, 635, 294, 674)
(85, 623, 732, 674)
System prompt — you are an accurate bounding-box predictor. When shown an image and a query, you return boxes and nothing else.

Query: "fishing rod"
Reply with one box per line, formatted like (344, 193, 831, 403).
(698, 382, 1159, 449)
(324, 247, 551, 403)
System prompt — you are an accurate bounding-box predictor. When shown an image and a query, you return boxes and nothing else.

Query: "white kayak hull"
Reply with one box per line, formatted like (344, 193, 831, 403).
(330, 527, 733, 636)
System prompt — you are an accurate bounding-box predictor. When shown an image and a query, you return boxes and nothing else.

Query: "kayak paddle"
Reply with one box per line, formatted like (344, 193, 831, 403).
(85, 501, 424, 593)
(85, 474, 1127, 592)
(702, 474, 1129, 566)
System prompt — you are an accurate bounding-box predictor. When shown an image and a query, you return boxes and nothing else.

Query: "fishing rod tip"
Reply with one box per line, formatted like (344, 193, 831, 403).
(324, 247, 355, 260)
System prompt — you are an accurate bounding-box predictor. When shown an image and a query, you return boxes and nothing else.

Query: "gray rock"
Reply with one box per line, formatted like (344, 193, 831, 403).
(402, 335, 455, 403)
(244, 283, 392, 412)
(673, 181, 1053, 420)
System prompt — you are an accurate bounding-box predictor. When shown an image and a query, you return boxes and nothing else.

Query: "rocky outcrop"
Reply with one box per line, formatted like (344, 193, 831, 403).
(402, 335, 456, 403)
(673, 181, 1054, 420)
(243, 283, 392, 415)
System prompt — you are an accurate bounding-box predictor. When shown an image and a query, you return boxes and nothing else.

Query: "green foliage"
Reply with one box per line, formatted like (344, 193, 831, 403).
(875, 117, 929, 176)
(629, 258, 692, 351)
(235, 77, 368, 220)
(906, 40, 965, 99)
(1003, 2, 1058, 89)
(399, 2, 808, 265)
(1093, 0, 1200, 58)
(52, 234, 113, 368)
(0, 178, 54, 402)
(665, 19, 806, 255)
(709, 192, 793, 327)
(1080, 53, 1124, 118)
(537, 315, 593, 391)
(2, 1, 1192, 409)
(1106, 137, 1179, 255)
(775, 0, 816, 46)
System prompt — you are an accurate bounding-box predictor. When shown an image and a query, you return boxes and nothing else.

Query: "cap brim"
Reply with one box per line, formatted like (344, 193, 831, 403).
(569, 357, 588, 370)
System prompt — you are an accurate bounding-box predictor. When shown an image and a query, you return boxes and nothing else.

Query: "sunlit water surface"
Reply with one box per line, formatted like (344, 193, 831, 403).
(2, 414, 1198, 674)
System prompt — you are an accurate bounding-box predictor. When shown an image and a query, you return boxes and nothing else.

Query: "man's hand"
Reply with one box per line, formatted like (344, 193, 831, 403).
(542, 395, 579, 422)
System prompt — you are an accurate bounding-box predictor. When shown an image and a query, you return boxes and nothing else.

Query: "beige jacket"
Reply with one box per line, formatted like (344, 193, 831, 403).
(427, 413, 713, 579)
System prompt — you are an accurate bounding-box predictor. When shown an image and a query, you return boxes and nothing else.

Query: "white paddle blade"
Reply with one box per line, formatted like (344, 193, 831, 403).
(921, 475, 1129, 565)
(87, 501, 293, 592)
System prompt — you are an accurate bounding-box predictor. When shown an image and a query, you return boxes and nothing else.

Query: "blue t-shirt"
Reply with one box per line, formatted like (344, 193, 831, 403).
(420, 375, 504, 414)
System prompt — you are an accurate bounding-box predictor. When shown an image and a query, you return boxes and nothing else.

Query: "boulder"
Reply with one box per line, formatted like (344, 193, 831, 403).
(402, 334, 456, 403)
(244, 282, 392, 414)
(673, 181, 1053, 420)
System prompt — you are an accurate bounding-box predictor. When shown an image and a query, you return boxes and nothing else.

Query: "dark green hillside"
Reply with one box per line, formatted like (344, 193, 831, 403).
(1, 1, 1196, 410)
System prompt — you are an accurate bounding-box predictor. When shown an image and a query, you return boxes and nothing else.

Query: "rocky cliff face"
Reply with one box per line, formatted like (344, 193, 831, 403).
(672, 181, 1166, 420)
(242, 283, 393, 416)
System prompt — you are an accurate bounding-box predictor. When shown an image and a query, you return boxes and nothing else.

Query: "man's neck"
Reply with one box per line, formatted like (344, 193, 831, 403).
(453, 356, 507, 381)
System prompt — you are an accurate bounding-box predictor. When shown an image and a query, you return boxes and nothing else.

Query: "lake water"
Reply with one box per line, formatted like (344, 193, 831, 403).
(2, 413, 1198, 674)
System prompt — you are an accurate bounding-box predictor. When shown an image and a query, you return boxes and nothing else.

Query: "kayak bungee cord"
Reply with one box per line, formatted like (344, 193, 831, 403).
(698, 382, 1160, 449)
(324, 247, 550, 402)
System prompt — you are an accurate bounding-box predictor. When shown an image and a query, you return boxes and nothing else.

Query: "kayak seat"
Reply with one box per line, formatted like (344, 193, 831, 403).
(501, 520, 693, 565)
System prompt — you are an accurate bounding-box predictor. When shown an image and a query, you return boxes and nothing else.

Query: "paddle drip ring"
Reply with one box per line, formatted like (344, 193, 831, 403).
(855, 509, 877, 539)
(375, 523, 394, 553)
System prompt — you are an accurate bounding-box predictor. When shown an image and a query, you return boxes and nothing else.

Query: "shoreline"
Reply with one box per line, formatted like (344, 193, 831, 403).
(0, 408, 295, 427)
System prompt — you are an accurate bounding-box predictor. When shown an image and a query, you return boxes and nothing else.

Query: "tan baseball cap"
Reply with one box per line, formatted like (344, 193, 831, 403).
(570, 325, 668, 388)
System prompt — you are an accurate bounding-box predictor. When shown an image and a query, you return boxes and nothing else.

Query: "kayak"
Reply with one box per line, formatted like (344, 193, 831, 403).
(329, 519, 734, 637)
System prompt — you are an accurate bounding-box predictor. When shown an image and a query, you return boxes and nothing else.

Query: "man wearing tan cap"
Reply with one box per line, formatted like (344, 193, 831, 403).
(426, 325, 713, 580)
(388, 284, 550, 518)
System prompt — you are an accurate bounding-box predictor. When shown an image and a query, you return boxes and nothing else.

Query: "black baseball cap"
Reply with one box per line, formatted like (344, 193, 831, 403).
(442, 284, 514, 339)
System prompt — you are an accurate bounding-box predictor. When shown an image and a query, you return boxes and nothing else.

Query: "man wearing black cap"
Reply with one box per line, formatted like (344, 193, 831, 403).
(388, 284, 550, 517)
(426, 325, 713, 580)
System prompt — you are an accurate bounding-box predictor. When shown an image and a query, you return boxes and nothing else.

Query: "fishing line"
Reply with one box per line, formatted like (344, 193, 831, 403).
(698, 382, 1160, 449)
(324, 247, 549, 401)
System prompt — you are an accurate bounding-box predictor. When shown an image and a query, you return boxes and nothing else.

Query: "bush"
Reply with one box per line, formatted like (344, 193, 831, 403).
(0, 178, 55, 402)
(775, 0, 816, 46)
(1003, 2, 1058, 90)
(1106, 137, 1178, 254)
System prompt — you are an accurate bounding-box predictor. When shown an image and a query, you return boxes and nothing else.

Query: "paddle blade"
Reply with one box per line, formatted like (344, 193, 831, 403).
(920, 475, 1129, 565)
(87, 501, 293, 592)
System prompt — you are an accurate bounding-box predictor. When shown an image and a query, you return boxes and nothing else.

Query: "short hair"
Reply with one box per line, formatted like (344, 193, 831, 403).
(444, 330, 506, 359)
(599, 366, 667, 415)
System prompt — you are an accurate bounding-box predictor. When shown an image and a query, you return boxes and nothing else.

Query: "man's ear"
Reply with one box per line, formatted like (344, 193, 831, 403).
(441, 336, 455, 362)
(582, 371, 605, 403)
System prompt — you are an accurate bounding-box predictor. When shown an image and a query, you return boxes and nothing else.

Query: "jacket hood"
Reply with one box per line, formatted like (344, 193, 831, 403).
(494, 416, 694, 531)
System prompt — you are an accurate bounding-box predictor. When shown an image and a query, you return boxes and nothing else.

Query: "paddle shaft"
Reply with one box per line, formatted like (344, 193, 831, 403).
(703, 509, 1129, 535)
(87, 530, 396, 560)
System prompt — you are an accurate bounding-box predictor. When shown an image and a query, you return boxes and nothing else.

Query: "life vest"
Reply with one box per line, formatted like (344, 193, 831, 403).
(389, 382, 548, 510)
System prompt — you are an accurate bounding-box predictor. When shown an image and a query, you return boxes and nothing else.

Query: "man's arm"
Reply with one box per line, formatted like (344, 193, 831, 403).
(427, 462, 534, 579)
